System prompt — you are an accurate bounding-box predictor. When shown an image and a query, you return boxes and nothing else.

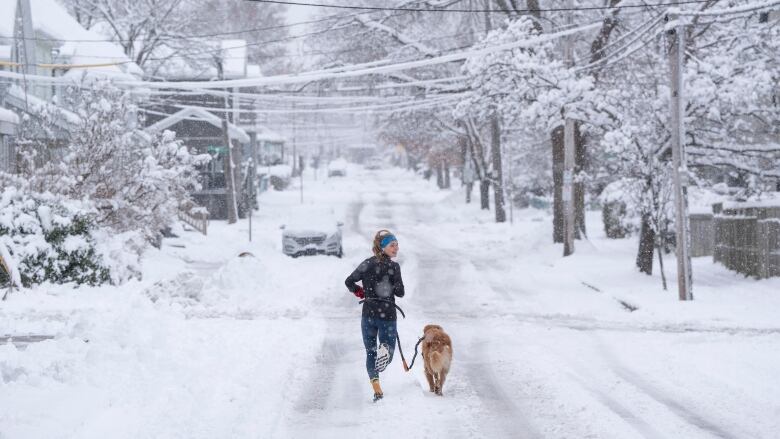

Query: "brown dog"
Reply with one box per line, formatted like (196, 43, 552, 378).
(421, 324, 453, 396)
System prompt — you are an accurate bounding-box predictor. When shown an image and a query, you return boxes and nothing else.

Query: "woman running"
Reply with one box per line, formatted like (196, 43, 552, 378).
(345, 230, 405, 402)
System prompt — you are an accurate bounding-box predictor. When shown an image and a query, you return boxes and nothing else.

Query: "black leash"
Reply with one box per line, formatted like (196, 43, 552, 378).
(357, 298, 427, 372)
(358, 297, 406, 319)
(359, 297, 414, 370)
(405, 336, 425, 371)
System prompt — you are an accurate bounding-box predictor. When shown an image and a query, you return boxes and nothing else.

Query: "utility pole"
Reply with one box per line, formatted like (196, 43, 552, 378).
(14, 0, 36, 76)
(292, 102, 297, 176)
(15, 0, 36, 110)
(217, 59, 238, 224)
(562, 4, 576, 256)
(668, 9, 693, 301)
(484, 0, 506, 223)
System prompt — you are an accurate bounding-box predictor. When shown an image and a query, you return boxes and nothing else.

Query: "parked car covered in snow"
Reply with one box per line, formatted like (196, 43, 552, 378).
(327, 158, 348, 177)
(281, 217, 344, 258)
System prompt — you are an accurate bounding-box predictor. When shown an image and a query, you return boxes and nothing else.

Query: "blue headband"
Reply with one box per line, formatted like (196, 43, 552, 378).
(380, 234, 397, 249)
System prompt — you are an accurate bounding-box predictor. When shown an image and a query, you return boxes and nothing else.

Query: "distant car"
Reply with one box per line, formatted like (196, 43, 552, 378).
(281, 220, 344, 258)
(364, 156, 384, 170)
(327, 158, 348, 177)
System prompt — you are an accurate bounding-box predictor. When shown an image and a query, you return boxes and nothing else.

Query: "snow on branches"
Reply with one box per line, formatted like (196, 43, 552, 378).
(458, 17, 599, 131)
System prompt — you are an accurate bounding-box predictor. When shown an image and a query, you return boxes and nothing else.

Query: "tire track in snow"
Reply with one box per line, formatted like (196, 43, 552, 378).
(274, 195, 371, 435)
(460, 345, 542, 438)
(593, 340, 743, 439)
(564, 371, 667, 438)
(404, 211, 541, 437)
(293, 335, 354, 413)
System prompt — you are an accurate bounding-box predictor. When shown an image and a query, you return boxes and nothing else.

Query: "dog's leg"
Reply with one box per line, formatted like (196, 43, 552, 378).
(434, 372, 441, 395)
(436, 369, 448, 396)
(425, 369, 435, 393)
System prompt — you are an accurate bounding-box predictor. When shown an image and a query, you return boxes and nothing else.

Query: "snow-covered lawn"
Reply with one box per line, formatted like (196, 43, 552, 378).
(2, 166, 779, 438)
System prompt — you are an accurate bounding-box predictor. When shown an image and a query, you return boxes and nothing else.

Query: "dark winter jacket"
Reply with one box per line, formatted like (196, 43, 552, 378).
(345, 255, 405, 320)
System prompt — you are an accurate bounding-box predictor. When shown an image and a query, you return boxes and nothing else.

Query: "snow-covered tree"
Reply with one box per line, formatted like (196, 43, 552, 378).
(2, 82, 209, 245)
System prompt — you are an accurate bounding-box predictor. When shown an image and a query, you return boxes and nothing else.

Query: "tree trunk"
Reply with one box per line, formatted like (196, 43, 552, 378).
(480, 180, 490, 210)
(464, 117, 490, 210)
(436, 163, 444, 189)
(574, 122, 587, 238)
(636, 213, 655, 275)
(444, 163, 451, 188)
(466, 182, 474, 203)
(525, 0, 544, 33)
(656, 239, 668, 290)
(552, 126, 564, 243)
(491, 115, 506, 223)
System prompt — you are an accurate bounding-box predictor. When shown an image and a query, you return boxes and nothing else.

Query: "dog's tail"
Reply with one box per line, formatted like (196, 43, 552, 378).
(429, 345, 452, 373)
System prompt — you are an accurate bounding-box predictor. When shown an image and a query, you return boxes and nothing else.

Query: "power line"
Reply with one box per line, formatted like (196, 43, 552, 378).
(0, 6, 392, 44)
(0, 20, 602, 91)
(246, 0, 713, 13)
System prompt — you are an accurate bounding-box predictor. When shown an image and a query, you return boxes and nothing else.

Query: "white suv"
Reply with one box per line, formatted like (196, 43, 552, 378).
(327, 158, 348, 177)
(281, 221, 343, 258)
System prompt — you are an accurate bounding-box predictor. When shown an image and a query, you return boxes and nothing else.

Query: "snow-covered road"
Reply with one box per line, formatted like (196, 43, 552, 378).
(2, 166, 779, 438)
(272, 170, 780, 438)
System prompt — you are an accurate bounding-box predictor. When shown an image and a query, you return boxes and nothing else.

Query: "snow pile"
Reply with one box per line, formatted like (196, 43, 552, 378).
(145, 247, 343, 319)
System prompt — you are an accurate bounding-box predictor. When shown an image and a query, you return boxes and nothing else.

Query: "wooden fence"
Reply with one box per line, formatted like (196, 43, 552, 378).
(178, 204, 209, 236)
(689, 213, 715, 257)
(712, 203, 780, 279)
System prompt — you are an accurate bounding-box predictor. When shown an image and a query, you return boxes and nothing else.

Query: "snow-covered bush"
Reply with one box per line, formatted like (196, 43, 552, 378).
(0, 188, 116, 287)
(599, 180, 640, 239)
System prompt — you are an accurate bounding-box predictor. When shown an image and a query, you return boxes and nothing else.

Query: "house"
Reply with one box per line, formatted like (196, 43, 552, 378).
(145, 106, 252, 219)
(142, 40, 287, 219)
(244, 122, 286, 166)
(0, 0, 142, 171)
(0, 0, 142, 101)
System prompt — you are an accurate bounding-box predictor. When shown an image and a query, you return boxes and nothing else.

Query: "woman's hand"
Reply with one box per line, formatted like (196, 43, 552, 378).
(353, 287, 365, 299)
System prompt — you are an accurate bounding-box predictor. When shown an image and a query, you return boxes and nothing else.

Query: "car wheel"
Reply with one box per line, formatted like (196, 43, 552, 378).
(336, 247, 343, 258)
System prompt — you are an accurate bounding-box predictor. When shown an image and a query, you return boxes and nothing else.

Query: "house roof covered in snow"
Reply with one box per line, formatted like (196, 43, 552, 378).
(240, 123, 285, 143)
(145, 106, 250, 144)
(2, 84, 81, 131)
(0, 0, 142, 80)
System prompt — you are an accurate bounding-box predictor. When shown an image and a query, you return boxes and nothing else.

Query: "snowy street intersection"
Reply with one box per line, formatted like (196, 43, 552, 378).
(2, 167, 779, 438)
